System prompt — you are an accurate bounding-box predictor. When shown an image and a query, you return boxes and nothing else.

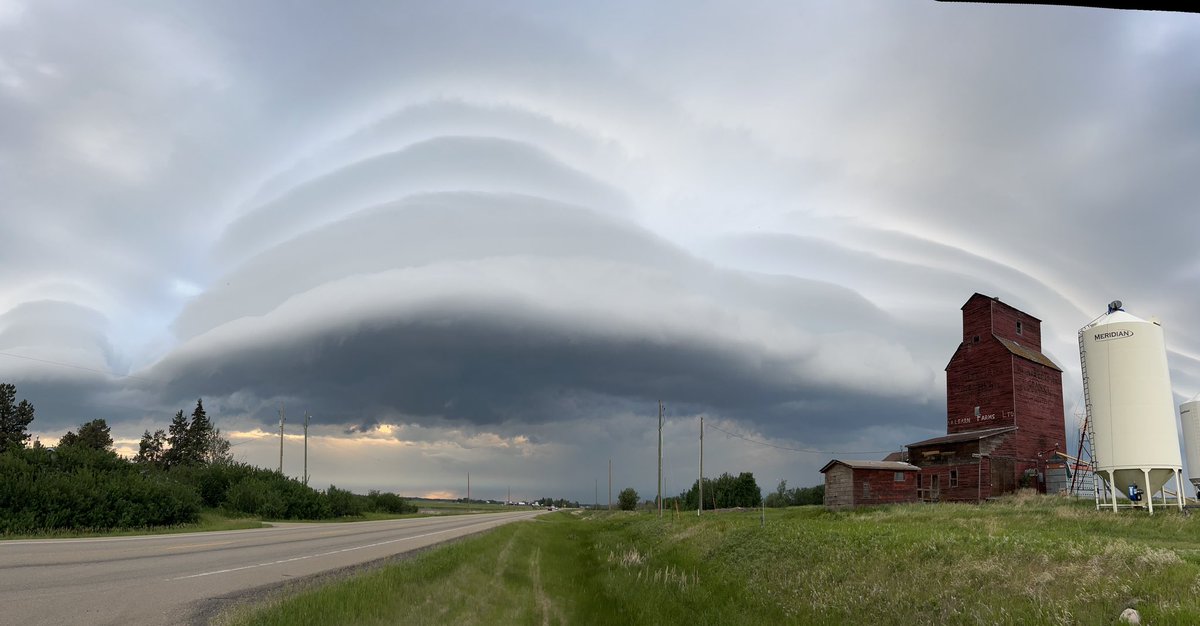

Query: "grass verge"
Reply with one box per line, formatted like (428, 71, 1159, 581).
(2, 501, 528, 539)
(228, 493, 1200, 625)
(0, 509, 263, 540)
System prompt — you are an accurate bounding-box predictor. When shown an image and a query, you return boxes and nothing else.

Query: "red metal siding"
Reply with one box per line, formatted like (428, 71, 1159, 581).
(935, 294, 1065, 495)
(960, 294, 1042, 352)
(961, 295, 995, 345)
(853, 468, 917, 506)
(1012, 357, 1067, 480)
(989, 302, 1042, 352)
(946, 339, 1015, 435)
(918, 463, 988, 503)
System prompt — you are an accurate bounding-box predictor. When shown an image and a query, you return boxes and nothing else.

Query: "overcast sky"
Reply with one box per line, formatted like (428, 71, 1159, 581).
(2, 1, 1198, 502)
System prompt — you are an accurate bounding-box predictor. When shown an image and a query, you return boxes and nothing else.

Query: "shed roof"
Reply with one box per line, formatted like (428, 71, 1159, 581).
(820, 459, 920, 473)
(994, 336, 1062, 371)
(906, 426, 1017, 449)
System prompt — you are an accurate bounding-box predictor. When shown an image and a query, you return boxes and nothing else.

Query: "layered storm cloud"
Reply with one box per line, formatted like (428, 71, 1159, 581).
(2, 1, 1198, 497)
(152, 117, 940, 433)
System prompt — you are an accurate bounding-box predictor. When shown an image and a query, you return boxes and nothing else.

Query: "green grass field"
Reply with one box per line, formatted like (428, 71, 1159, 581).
(227, 493, 1200, 626)
(409, 500, 529, 514)
(307, 501, 526, 523)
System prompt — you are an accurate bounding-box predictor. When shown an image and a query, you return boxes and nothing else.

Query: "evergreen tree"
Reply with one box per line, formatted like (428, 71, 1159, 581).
(186, 398, 211, 465)
(164, 410, 190, 468)
(183, 398, 231, 465)
(135, 429, 167, 466)
(57, 419, 113, 451)
(57, 430, 78, 447)
(0, 383, 35, 450)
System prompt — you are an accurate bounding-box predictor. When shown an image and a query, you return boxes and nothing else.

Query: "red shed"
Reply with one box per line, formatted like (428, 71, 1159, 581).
(820, 460, 919, 509)
(907, 426, 1017, 502)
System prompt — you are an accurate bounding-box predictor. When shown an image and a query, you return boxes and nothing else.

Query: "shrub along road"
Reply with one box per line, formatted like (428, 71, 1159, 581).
(0, 509, 543, 625)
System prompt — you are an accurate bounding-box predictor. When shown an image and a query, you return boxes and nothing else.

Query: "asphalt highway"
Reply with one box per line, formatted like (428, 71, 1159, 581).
(0, 509, 544, 625)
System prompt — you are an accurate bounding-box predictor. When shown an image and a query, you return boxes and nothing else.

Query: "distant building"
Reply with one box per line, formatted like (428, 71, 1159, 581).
(820, 460, 919, 509)
(823, 293, 1068, 507)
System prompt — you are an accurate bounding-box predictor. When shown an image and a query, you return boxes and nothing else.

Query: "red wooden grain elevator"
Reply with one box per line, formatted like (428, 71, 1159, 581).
(822, 293, 1068, 507)
(906, 293, 1068, 501)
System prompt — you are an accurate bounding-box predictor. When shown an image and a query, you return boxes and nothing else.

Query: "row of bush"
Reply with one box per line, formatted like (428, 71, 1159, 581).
(0, 445, 201, 533)
(0, 445, 416, 534)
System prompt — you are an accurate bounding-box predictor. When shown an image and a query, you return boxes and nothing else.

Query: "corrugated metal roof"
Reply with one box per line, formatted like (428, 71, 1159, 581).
(820, 459, 920, 473)
(994, 336, 1062, 371)
(906, 426, 1017, 448)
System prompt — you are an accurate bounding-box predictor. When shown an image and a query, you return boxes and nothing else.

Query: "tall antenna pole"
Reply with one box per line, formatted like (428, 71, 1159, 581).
(698, 416, 704, 516)
(608, 459, 612, 511)
(303, 411, 310, 485)
(657, 400, 663, 518)
(278, 403, 285, 474)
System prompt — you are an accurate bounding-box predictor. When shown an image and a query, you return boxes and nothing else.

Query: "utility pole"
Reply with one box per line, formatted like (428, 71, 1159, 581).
(595, 479, 598, 510)
(698, 416, 704, 516)
(278, 403, 285, 475)
(467, 471, 471, 505)
(657, 400, 663, 519)
(608, 459, 612, 511)
(303, 411, 310, 486)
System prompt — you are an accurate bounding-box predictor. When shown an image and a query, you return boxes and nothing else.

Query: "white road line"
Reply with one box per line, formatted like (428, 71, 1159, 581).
(166, 517, 513, 581)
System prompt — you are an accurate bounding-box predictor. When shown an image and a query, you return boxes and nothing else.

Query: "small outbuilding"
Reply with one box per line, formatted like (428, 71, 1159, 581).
(820, 460, 919, 509)
(906, 426, 1017, 503)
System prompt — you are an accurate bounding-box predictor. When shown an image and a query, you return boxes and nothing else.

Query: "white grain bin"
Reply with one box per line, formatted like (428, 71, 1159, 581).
(1182, 400, 1200, 495)
(1079, 301, 1183, 512)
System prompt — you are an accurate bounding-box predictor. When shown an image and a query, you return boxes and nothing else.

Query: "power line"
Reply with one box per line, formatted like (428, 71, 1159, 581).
(0, 350, 159, 383)
(704, 422, 893, 456)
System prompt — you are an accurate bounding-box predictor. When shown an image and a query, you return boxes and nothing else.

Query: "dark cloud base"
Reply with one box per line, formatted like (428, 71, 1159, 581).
(146, 304, 939, 439)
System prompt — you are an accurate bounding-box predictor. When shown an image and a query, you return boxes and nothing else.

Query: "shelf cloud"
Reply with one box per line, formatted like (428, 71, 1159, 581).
(2, 1, 1197, 498)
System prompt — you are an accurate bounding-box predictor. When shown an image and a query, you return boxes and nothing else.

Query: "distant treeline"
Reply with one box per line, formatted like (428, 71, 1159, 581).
(661, 472, 765, 510)
(764, 480, 825, 507)
(658, 474, 823, 511)
(0, 383, 416, 534)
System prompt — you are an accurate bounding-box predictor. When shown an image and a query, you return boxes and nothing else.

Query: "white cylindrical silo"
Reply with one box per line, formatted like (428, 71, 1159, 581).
(1080, 302, 1182, 509)
(1182, 400, 1200, 495)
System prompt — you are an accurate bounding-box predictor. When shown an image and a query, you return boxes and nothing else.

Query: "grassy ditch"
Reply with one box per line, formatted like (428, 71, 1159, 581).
(229, 493, 1200, 626)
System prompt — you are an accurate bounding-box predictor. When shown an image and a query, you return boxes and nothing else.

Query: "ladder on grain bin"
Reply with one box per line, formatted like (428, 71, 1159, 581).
(1074, 330, 1104, 508)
